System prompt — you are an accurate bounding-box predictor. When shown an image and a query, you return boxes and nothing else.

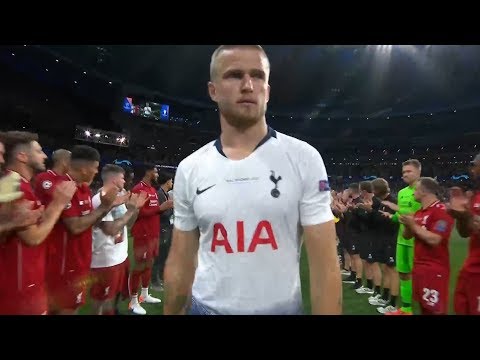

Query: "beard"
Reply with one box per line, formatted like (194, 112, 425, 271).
(220, 101, 266, 131)
(28, 159, 46, 173)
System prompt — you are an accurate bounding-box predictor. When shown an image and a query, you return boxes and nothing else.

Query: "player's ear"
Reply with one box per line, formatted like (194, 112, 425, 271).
(208, 81, 218, 102)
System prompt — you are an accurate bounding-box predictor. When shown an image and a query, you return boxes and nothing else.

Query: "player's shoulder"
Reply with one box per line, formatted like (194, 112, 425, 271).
(132, 182, 145, 191)
(35, 171, 48, 180)
(433, 201, 447, 211)
(274, 131, 321, 158)
(176, 140, 216, 173)
(35, 172, 55, 190)
(19, 179, 37, 200)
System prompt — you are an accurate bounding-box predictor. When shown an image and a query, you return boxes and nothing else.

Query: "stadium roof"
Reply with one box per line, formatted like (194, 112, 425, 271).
(11, 45, 480, 117)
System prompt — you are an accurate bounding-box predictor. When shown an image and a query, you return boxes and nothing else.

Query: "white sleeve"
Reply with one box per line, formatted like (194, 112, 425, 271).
(173, 162, 198, 231)
(299, 145, 334, 226)
(92, 193, 114, 222)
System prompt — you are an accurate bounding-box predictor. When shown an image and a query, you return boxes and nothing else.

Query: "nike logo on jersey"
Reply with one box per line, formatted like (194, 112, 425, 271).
(196, 185, 215, 195)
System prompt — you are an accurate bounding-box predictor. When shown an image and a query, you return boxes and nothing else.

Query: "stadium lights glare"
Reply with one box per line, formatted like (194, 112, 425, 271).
(95, 133, 101, 138)
(84, 130, 91, 137)
(11, 53, 14, 56)
(56, 59, 59, 62)
(108, 81, 112, 84)
(83, 71, 87, 74)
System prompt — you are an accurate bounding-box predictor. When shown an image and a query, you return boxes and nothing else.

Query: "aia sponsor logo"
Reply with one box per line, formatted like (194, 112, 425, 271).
(211, 221, 278, 253)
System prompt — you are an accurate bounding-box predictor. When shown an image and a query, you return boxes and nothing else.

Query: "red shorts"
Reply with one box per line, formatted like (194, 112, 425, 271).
(47, 272, 89, 312)
(454, 269, 480, 315)
(0, 285, 48, 315)
(90, 259, 129, 301)
(413, 266, 449, 315)
(133, 236, 159, 263)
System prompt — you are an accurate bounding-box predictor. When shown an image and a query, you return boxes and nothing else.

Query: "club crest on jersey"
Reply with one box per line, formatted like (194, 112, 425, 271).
(269, 170, 282, 198)
(434, 220, 448, 233)
(319, 180, 330, 192)
(42, 180, 52, 190)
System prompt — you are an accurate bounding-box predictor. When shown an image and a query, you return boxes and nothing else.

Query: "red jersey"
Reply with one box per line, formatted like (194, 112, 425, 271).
(413, 201, 454, 271)
(0, 172, 45, 298)
(131, 181, 160, 239)
(33, 170, 68, 278)
(50, 182, 93, 278)
(463, 191, 480, 273)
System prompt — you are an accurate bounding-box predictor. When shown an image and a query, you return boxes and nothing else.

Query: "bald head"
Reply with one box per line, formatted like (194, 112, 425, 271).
(52, 149, 71, 174)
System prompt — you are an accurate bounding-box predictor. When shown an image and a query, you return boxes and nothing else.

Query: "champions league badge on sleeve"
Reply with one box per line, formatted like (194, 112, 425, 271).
(319, 180, 330, 192)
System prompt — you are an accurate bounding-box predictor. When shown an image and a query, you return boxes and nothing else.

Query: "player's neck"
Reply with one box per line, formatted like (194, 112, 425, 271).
(160, 184, 169, 193)
(68, 170, 83, 185)
(142, 177, 152, 186)
(6, 163, 33, 181)
(421, 195, 438, 209)
(220, 117, 268, 153)
(52, 165, 66, 176)
(380, 193, 390, 200)
(409, 179, 419, 188)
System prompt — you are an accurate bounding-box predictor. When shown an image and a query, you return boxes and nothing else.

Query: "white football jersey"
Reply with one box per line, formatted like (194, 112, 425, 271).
(174, 128, 334, 315)
(91, 192, 129, 268)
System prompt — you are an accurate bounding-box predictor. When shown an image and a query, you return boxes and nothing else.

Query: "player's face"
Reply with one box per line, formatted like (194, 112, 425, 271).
(414, 183, 424, 202)
(208, 48, 270, 130)
(402, 165, 420, 185)
(148, 168, 159, 184)
(27, 141, 47, 172)
(111, 173, 125, 191)
(82, 161, 99, 185)
(166, 178, 173, 191)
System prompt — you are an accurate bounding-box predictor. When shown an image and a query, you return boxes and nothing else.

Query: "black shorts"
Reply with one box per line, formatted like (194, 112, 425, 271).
(382, 242, 396, 267)
(346, 233, 360, 255)
(372, 236, 397, 266)
(359, 233, 373, 261)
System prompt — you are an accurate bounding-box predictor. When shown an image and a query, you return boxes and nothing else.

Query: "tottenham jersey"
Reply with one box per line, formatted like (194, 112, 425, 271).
(173, 128, 334, 315)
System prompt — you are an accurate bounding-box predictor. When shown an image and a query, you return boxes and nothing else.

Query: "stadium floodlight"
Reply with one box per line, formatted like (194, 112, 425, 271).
(75, 125, 129, 148)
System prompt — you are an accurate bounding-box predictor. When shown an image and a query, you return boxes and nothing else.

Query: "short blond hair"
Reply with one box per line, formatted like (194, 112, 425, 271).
(402, 159, 421, 170)
(209, 45, 270, 81)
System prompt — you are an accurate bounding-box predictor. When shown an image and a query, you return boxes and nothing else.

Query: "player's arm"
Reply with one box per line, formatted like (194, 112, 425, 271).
(100, 209, 137, 236)
(63, 187, 118, 235)
(99, 193, 148, 236)
(17, 182, 77, 246)
(402, 212, 453, 247)
(163, 161, 199, 315)
(300, 145, 342, 315)
(163, 227, 199, 315)
(447, 188, 474, 238)
(304, 221, 342, 314)
(402, 224, 415, 240)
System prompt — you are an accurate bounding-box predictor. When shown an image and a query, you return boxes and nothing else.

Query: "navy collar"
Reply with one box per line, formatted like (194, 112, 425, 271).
(214, 127, 277, 158)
